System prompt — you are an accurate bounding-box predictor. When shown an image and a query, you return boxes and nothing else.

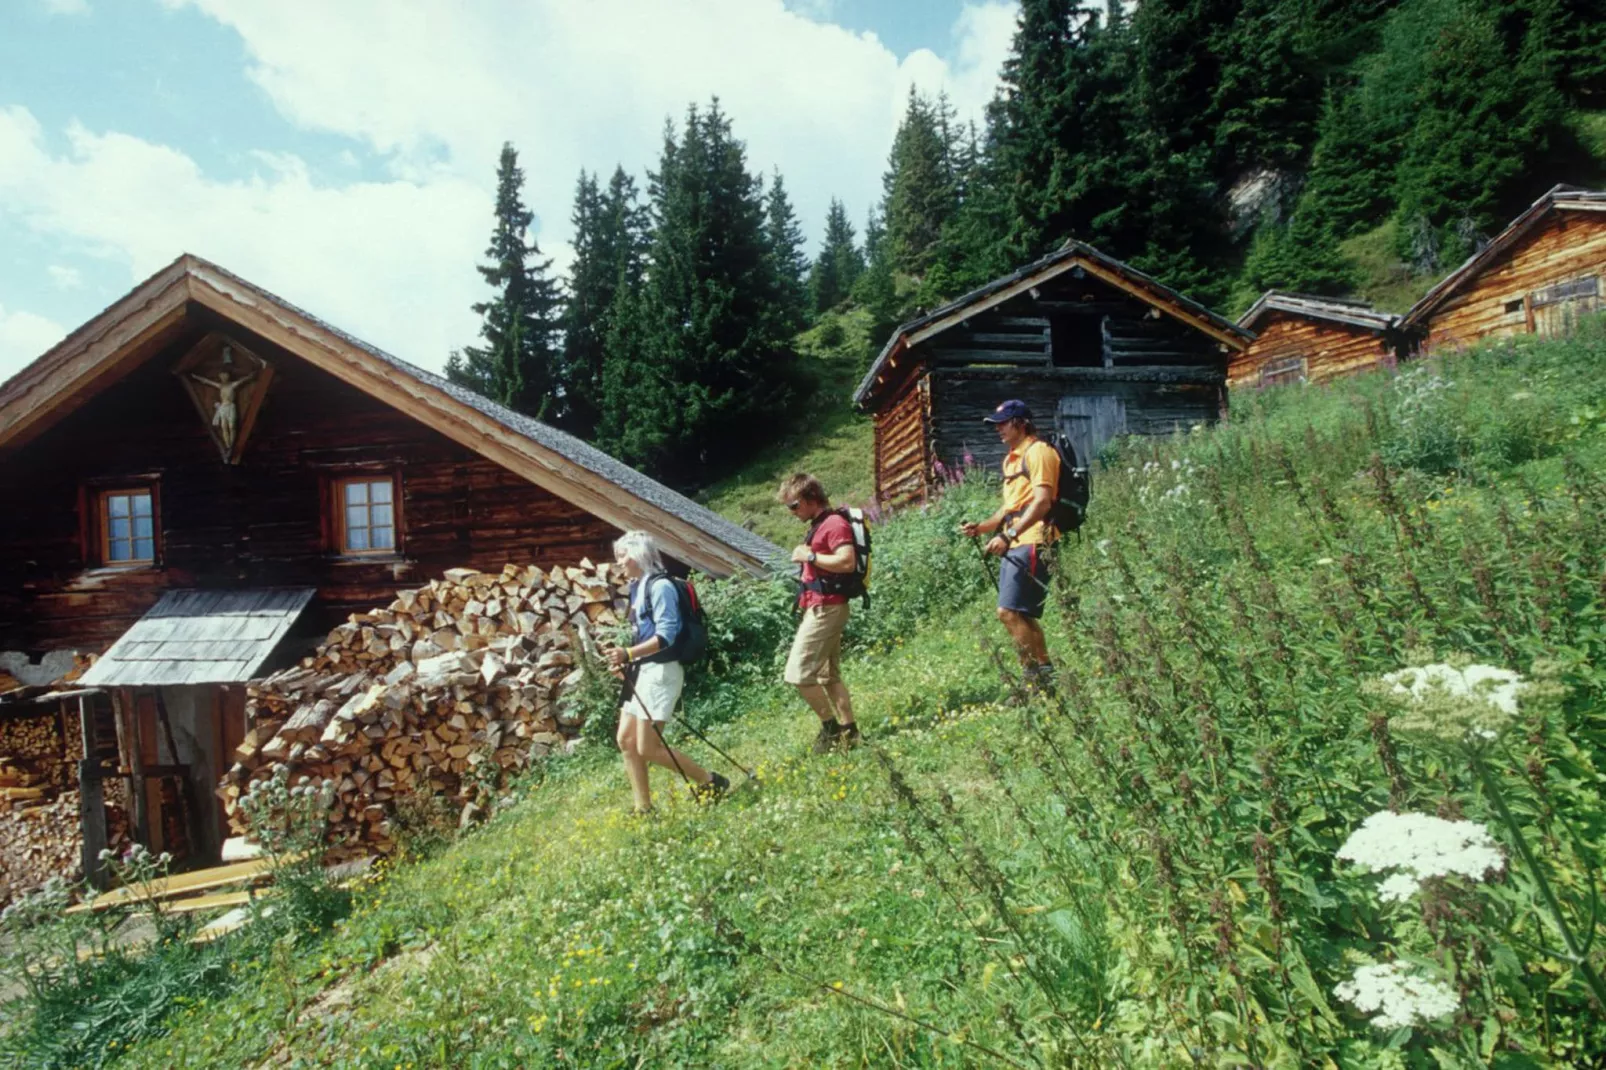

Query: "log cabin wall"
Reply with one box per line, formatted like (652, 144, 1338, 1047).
(872, 373, 932, 507)
(0, 312, 619, 657)
(1423, 213, 1606, 351)
(1228, 315, 1393, 389)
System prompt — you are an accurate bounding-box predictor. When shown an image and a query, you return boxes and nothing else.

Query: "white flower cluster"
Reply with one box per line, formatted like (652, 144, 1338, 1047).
(1334, 961, 1460, 1030)
(98, 843, 172, 868)
(1337, 810, 1505, 902)
(1130, 457, 1198, 508)
(1378, 661, 1524, 741)
(1391, 366, 1454, 427)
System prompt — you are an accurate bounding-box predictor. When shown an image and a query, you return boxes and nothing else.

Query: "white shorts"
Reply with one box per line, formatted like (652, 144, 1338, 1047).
(622, 660, 684, 723)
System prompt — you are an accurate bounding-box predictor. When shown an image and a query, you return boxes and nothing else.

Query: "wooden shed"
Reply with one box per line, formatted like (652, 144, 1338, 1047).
(0, 254, 778, 869)
(1230, 292, 1403, 389)
(854, 241, 1252, 507)
(1402, 186, 1606, 351)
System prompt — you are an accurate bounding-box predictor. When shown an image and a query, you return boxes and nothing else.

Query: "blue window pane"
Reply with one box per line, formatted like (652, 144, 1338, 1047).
(131, 493, 152, 517)
(133, 537, 155, 561)
(346, 504, 368, 531)
(107, 495, 130, 519)
(371, 504, 393, 528)
(133, 516, 153, 540)
(108, 539, 132, 562)
(371, 526, 394, 550)
(347, 526, 370, 551)
(109, 517, 131, 542)
(345, 482, 368, 506)
(369, 480, 392, 504)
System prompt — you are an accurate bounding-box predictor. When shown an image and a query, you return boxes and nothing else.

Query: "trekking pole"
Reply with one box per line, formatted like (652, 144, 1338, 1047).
(970, 534, 999, 586)
(670, 708, 756, 781)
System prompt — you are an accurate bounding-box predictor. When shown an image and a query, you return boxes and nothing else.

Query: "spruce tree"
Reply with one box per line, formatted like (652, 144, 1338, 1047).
(446, 142, 561, 418)
(597, 102, 801, 487)
(882, 89, 960, 280)
(764, 170, 811, 334)
(808, 198, 864, 314)
(853, 207, 902, 346)
(557, 166, 647, 438)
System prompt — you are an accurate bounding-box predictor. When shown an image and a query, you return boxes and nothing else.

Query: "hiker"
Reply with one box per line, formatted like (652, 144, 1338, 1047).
(779, 474, 861, 753)
(959, 399, 1060, 689)
(605, 530, 729, 813)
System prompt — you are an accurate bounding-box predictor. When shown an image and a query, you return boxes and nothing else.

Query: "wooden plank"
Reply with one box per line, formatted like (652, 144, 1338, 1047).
(163, 888, 268, 915)
(70, 853, 301, 912)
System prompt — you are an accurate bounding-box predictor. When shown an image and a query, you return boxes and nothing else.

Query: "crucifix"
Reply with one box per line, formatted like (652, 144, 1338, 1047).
(188, 346, 265, 454)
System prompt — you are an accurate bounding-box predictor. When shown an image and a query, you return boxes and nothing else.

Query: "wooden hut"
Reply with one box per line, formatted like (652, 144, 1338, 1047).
(1402, 186, 1606, 351)
(1230, 292, 1403, 389)
(0, 254, 777, 867)
(854, 241, 1252, 507)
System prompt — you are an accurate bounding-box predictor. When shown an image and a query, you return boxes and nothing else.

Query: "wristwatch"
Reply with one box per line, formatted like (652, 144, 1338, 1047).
(807, 550, 818, 563)
(1004, 526, 1018, 541)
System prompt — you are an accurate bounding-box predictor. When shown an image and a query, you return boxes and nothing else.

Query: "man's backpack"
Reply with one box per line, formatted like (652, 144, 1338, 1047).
(802, 506, 873, 608)
(1045, 434, 1091, 534)
(638, 574, 708, 664)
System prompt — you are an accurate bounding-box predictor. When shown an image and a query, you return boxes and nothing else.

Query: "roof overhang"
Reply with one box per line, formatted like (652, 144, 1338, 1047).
(1238, 291, 1399, 333)
(0, 256, 779, 578)
(79, 588, 316, 688)
(854, 241, 1252, 410)
(1402, 185, 1606, 330)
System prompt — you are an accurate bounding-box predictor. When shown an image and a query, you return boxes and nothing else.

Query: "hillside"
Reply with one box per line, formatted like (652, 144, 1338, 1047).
(8, 322, 1606, 1066)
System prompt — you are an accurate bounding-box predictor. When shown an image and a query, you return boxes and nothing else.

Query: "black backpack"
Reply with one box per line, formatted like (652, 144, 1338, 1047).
(801, 507, 873, 608)
(1045, 434, 1091, 534)
(634, 574, 708, 664)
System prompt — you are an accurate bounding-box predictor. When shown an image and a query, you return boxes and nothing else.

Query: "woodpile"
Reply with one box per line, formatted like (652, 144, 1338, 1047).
(0, 707, 83, 801)
(220, 561, 627, 860)
(0, 790, 129, 908)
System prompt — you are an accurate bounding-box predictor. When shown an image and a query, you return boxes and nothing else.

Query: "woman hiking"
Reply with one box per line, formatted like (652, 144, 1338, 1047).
(605, 530, 729, 814)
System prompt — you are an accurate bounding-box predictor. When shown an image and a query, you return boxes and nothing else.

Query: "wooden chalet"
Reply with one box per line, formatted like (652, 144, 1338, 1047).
(0, 254, 778, 873)
(1402, 185, 1606, 351)
(1230, 292, 1403, 389)
(854, 241, 1252, 506)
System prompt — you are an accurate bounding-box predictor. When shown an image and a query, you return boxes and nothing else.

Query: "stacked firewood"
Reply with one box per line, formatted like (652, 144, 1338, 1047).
(0, 708, 83, 802)
(0, 790, 130, 908)
(220, 561, 627, 860)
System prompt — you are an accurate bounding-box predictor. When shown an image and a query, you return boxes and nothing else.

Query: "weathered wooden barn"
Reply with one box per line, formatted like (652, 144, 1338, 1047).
(1230, 292, 1403, 389)
(1402, 185, 1606, 351)
(854, 241, 1252, 506)
(0, 254, 777, 872)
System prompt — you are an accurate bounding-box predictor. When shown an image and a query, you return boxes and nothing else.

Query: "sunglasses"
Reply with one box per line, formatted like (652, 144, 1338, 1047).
(786, 499, 803, 511)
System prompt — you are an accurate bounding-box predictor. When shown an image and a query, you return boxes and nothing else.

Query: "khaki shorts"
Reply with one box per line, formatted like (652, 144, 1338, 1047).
(784, 603, 850, 686)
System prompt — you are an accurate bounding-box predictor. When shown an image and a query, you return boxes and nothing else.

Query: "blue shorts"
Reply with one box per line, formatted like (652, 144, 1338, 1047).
(998, 544, 1051, 619)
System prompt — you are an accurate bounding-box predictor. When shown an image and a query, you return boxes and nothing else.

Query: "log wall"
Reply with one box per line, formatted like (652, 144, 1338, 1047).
(1423, 213, 1606, 351)
(873, 373, 933, 507)
(1228, 315, 1393, 389)
(0, 319, 619, 656)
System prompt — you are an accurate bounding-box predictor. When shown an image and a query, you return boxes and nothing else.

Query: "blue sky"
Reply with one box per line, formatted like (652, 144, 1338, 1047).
(0, 0, 1018, 381)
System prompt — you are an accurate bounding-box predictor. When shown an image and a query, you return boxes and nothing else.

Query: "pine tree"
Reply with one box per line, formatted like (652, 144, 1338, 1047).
(808, 198, 864, 314)
(882, 89, 960, 280)
(596, 102, 801, 486)
(764, 170, 811, 334)
(853, 207, 902, 345)
(446, 142, 562, 417)
(556, 166, 647, 438)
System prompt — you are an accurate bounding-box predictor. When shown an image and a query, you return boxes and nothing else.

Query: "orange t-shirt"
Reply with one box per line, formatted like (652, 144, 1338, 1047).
(1001, 438, 1060, 546)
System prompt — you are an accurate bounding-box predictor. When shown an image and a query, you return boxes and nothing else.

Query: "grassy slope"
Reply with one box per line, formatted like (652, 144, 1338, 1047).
(698, 309, 877, 545)
(88, 324, 1606, 1067)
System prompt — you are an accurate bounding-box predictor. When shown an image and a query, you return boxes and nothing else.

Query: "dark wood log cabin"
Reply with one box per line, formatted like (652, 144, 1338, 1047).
(1230, 292, 1403, 390)
(0, 255, 777, 870)
(854, 241, 1252, 507)
(1402, 186, 1606, 351)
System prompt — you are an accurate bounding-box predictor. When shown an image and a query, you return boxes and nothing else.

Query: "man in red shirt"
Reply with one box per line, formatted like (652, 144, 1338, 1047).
(777, 473, 859, 753)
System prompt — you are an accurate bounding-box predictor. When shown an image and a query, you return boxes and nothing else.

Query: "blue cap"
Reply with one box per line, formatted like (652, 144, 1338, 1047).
(982, 399, 1032, 424)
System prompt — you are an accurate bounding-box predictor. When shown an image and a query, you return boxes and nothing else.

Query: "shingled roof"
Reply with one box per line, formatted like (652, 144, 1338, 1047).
(0, 255, 780, 577)
(853, 239, 1253, 409)
(1402, 185, 1606, 331)
(1238, 292, 1400, 333)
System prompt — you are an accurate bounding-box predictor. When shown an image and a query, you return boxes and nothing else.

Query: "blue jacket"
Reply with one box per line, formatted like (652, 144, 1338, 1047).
(628, 575, 683, 664)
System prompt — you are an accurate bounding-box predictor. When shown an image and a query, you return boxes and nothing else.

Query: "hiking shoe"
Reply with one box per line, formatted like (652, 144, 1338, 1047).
(837, 723, 862, 751)
(1024, 664, 1058, 698)
(692, 771, 731, 803)
(811, 720, 843, 754)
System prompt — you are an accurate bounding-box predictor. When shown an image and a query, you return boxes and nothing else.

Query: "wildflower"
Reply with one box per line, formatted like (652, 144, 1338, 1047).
(1334, 961, 1459, 1030)
(1375, 658, 1524, 741)
(1336, 810, 1504, 901)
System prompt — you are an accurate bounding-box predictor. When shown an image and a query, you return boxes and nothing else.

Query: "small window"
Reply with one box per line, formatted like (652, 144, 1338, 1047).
(1259, 356, 1307, 388)
(1504, 299, 1524, 314)
(101, 489, 156, 565)
(336, 476, 397, 554)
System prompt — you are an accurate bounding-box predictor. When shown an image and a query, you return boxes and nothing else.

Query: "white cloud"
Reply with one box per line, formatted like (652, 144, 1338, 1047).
(3, 2, 1016, 374)
(46, 265, 82, 289)
(0, 304, 68, 384)
(41, 0, 90, 15)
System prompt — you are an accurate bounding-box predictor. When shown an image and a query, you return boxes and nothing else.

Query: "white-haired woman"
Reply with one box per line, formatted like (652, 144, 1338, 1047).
(605, 530, 729, 813)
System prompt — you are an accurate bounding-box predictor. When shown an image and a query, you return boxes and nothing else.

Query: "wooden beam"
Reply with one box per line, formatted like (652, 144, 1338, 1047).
(1072, 258, 1249, 351)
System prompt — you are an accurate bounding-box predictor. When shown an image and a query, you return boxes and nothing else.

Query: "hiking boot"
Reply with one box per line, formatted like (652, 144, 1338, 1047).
(837, 723, 862, 751)
(1024, 664, 1058, 698)
(811, 720, 843, 754)
(692, 771, 731, 803)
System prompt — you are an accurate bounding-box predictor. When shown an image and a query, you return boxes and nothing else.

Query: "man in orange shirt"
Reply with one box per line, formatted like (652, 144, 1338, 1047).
(960, 399, 1059, 689)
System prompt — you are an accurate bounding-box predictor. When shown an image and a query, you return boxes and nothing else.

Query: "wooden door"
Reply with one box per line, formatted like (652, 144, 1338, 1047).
(1531, 276, 1600, 339)
(1056, 395, 1127, 467)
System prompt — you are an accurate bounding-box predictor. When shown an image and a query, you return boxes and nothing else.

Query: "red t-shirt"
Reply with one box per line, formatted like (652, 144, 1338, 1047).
(799, 512, 854, 609)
